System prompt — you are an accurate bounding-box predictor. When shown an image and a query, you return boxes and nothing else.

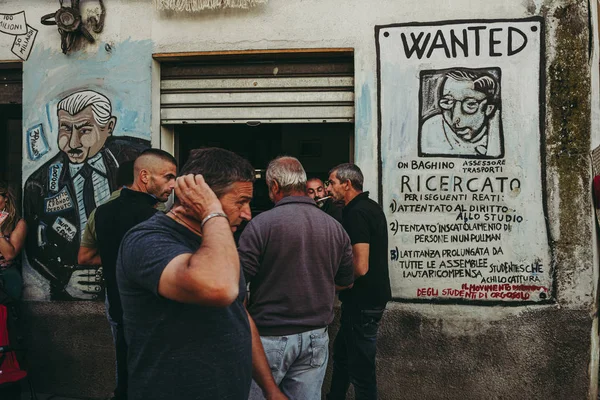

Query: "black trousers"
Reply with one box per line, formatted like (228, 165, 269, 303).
(327, 304, 385, 400)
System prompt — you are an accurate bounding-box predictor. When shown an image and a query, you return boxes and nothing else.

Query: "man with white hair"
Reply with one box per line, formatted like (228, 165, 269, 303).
(24, 89, 148, 300)
(238, 156, 354, 400)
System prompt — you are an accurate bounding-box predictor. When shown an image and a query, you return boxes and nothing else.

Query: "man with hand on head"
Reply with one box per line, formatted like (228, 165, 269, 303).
(94, 149, 177, 400)
(239, 156, 354, 400)
(116, 148, 286, 400)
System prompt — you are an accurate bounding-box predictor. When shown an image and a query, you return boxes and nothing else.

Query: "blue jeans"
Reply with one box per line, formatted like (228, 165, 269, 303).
(249, 327, 329, 400)
(327, 304, 385, 400)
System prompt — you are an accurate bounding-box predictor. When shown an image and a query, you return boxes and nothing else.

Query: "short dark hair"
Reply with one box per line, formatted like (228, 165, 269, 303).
(139, 148, 178, 168)
(180, 147, 255, 197)
(116, 160, 135, 187)
(329, 163, 364, 191)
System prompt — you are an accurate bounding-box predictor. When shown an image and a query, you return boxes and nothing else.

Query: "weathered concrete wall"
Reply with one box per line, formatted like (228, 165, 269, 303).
(0, 0, 597, 398)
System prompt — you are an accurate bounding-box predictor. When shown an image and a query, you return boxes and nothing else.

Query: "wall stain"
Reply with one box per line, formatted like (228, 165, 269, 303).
(545, 1, 593, 300)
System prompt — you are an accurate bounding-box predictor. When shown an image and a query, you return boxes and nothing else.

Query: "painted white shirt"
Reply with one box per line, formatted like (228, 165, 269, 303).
(68, 151, 112, 236)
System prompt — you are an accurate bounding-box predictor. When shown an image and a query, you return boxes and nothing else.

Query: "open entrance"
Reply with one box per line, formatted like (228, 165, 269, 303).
(0, 63, 23, 208)
(176, 122, 353, 214)
(158, 49, 355, 215)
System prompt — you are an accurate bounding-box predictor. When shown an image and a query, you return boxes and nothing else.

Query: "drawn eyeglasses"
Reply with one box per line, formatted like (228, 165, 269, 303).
(438, 97, 486, 115)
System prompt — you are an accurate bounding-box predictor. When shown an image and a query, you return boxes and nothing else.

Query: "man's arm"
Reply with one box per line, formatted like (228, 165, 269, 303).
(0, 220, 27, 261)
(335, 232, 355, 291)
(157, 174, 240, 307)
(343, 210, 371, 278)
(78, 246, 101, 266)
(78, 209, 101, 265)
(237, 222, 262, 283)
(352, 243, 370, 278)
(247, 310, 288, 400)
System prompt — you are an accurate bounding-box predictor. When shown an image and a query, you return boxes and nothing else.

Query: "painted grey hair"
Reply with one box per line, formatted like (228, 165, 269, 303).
(444, 69, 499, 103)
(266, 156, 307, 195)
(329, 163, 364, 191)
(57, 90, 113, 127)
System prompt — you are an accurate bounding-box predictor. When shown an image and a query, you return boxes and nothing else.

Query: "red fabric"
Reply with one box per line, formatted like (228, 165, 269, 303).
(0, 305, 26, 384)
(593, 176, 600, 209)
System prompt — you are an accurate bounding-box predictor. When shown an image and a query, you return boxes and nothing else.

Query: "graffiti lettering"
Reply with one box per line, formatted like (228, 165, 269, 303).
(400, 26, 529, 60)
(400, 175, 521, 194)
(52, 217, 77, 242)
(44, 188, 74, 213)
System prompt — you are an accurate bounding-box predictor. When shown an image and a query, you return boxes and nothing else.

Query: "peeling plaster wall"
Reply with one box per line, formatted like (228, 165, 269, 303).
(0, 0, 597, 398)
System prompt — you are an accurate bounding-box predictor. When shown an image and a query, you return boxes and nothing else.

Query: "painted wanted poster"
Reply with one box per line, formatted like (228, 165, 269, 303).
(376, 18, 551, 303)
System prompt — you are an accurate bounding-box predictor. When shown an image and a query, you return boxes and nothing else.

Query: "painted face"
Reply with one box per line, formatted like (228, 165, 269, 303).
(57, 106, 115, 164)
(327, 172, 345, 202)
(219, 181, 253, 232)
(146, 161, 177, 202)
(307, 179, 326, 201)
(439, 77, 495, 142)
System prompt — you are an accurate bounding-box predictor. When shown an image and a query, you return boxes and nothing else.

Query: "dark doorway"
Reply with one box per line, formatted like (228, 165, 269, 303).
(176, 122, 353, 215)
(0, 63, 23, 209)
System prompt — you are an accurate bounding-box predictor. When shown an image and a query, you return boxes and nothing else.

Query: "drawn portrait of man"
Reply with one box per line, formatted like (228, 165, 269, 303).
(419, 68, 503, 158)
(24, 90, 149, 300)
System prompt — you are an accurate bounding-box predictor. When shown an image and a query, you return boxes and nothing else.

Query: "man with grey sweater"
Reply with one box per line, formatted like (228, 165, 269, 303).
(238, 156, 354, 400)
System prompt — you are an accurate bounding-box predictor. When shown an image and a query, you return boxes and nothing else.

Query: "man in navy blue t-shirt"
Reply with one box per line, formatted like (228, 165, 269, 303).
(117, 148, 287, 400)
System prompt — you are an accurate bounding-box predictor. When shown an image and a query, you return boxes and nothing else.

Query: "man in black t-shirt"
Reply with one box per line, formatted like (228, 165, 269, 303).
(326, 163, 392, 400)
(116, 148, 286, 400)
(95, 149, 177, 400)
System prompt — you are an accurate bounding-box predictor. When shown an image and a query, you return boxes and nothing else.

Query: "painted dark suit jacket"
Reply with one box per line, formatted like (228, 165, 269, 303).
(24, 137, 149, 300)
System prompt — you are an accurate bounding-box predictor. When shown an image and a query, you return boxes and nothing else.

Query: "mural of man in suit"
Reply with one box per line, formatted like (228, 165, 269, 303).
(24, 90, 149, 300)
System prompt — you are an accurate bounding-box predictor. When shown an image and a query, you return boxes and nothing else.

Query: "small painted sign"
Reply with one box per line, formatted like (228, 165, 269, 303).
(48, 162, 62, 193)
(44, 187, 74, 214)
(52, 217, 77, 242)
(27, 124, 49, 161)
(11, 24, 37, 61)
(0, 11, 27, 35)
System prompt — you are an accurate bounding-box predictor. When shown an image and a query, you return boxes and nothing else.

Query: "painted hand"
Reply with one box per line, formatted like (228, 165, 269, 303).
(173, 174, 223, 221)
(64, 266, 103, 300)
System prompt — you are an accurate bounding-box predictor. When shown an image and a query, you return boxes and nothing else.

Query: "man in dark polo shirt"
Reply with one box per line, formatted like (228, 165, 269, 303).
(326, 163, 392, 400)
(239, 157, 354, 400)
(95, 149, 177, 400)
(116, 148, 285, 400)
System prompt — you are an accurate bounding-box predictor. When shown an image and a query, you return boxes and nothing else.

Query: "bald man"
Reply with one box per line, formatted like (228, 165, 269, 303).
(94, 149, 177, 400)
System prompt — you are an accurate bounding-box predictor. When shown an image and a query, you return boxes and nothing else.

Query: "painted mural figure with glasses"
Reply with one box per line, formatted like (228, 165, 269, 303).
(116, 148, 286, 400)
(239, 157, 354, 400)
(326, 163, 391, 400)
(419, 69, 502, 158)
